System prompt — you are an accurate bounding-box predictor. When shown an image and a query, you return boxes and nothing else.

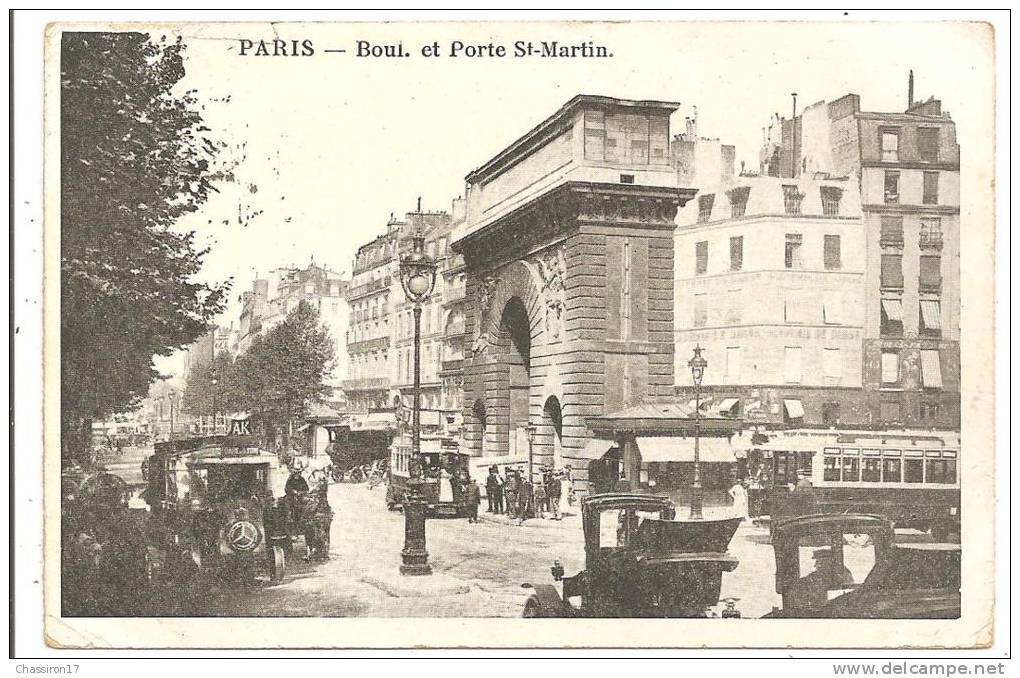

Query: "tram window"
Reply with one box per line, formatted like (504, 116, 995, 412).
(841, 456, 860, 482)
(799, 452, 814, 475)
(925, 459, 957, 484)
(903, 459, 924, 483)
(882, 458, 902, 483)
(823, 456, 841, 482)
(861, 458, 881, 482)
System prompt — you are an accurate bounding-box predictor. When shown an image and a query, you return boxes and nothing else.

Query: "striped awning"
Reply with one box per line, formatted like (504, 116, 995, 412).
(881, 298, 904, 322)
(783, 399, 805, 419)
(717, 398, 740, 415)
(920, 300, 941, 330)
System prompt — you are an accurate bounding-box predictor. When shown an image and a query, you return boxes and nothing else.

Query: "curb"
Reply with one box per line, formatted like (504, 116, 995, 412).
(359, 574, 472, 598)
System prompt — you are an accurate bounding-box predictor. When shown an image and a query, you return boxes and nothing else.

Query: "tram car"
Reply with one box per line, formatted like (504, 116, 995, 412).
(750, 429, 960, 541)
(386, 435, 471, 518)
(142, 435, 291, 584)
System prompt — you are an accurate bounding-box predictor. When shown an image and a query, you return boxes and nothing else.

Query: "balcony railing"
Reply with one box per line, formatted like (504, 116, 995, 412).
(345, 276, 391, 301)
(341, 377, 391, 392)
(919, 232, 944, 251)
(347, 336, 390, 353)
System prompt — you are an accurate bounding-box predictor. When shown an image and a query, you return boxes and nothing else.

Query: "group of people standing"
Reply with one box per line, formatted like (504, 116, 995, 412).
(484, 465, 573, 525)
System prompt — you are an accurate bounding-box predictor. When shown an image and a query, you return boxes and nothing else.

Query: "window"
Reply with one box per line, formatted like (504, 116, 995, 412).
(584, 109, 606, 161)
(784, 346, 802, 384)
(920, 299, 942, 336)
(881, 298, 904, 336)
(820, 186, 843, 216)
(926, 459, 957, 485)
(881, 254, 904, 289)
(880, 128, 900, 162)
(903, 456, 924, 483)
(882, 455, 902, 483)
(919, 255, 942, 292)
(822, 401, 841, 425)
(862, 457, 882, 483)
(824, 234, 842, 270)
(881, 400, 903, 423)
(782, 185, 804, 214)
(823, 292, 842, 325)
(823, 348, 842, 385)
(785, 233, 803, 268)
(693, 294, 708, 328)
(919, 217, 943, 250)
(917, 127, 940, 163)
(920, 349, 943, 389)
(921, 399, 941, 421)
(784, 290, 806, 324)
(880, 216, 904, 247)
(727, 186, 750, 218)
(881, 350, 900, 384)
(729, 236, 743, 271)
(841, 452, 860, 482)
(823, 450, 841, 482)
(697, 194, 715, 223)
(726, 346, 741, 382)
(695, 241, 708, 275)
(923, 171, 939, 205)
(884, 171, 900, 204)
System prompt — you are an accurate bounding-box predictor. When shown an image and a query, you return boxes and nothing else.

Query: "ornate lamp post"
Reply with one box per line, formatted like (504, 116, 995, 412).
(688, 345, 708, 520)
(526, 423, 537, 484)
(398, 227, 438, 576)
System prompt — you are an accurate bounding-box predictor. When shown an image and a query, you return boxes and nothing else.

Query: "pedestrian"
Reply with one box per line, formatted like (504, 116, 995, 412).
(729, 478, 749, 521)
(533, 481, 547, 519)
(504, 469, 519, 520)
(546, 469, 562, 520)
(464, 478, 481, 523)
(486, 466, 502, 514)
(517, 472, 533, 525)
(563, 464, 576, 511)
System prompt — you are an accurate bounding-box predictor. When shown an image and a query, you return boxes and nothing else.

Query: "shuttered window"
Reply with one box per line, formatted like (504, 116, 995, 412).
(881, 254, 904, 289)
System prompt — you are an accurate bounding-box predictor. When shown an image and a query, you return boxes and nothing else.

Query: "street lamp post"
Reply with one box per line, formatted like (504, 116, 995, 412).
(526, 423, 537, 484)
(688, 344, 708, 520)
(398, 226, 437, 576)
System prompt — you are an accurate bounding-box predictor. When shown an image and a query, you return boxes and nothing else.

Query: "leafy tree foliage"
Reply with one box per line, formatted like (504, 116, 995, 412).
(181, 348, 235, 418)
(220, 301, 336, 445)
(61, 32, 228, 463)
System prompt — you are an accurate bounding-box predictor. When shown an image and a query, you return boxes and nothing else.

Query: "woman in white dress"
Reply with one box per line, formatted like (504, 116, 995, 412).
(729, 479, 749, 521)
(558, 468, 573, 516)
(439, 468, 455, 503)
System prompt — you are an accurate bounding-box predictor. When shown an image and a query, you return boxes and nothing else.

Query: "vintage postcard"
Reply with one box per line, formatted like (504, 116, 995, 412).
(41, 19, 997, 649)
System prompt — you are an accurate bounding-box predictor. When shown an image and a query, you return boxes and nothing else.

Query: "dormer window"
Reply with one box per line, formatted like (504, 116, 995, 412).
(727, 186, 750, 218)
(697, 194, 715, 223)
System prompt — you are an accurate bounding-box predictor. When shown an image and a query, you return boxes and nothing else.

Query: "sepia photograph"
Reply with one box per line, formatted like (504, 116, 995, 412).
(23, 14, 1001, 653)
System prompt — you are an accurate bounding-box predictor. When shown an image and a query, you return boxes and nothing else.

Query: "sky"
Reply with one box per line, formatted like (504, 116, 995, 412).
(154, 20, 994, 376)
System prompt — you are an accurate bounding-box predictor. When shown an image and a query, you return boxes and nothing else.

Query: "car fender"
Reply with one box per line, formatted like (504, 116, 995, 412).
(522, 583, 569, 617)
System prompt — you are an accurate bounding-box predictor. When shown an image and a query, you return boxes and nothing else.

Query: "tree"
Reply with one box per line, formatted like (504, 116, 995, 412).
(61, 32, 229, 464)
(224, 301, 336, 446)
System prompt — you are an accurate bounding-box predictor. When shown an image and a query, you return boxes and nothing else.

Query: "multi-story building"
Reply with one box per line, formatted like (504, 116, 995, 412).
(674, 156, 866, 428)
(439, 199, 469, 419)
(234, 263, 350, 410)
(344, 205, 461, 433)
(758, 79, 960, 429)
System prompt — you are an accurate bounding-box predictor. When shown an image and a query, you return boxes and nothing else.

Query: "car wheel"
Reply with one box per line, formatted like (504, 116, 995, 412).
(522, 597, 542, 618)
(269, 546, 286, 583)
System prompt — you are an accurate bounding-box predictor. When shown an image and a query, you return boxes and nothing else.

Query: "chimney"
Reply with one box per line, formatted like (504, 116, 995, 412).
(908, 69, 915, 108)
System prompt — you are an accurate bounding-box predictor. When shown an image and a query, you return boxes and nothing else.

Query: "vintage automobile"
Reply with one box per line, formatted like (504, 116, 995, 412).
(765, 513, 961, 618)
(521, 493, 742, 618)
(144, 435, 290, 585)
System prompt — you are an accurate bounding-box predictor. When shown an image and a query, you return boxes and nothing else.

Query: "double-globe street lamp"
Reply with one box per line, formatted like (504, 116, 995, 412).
(398, 227, 438, 576)
(688, 344, 708, 521)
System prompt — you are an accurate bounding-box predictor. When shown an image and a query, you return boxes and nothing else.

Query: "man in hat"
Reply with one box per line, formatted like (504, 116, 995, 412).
(517, 469, 533, 525)
(543, 466, 561, 520)
(463, 477, 481, 523)
(790, 547, 854, 608)
(504, 468, 519, 520)
(486, 465, 503, 514)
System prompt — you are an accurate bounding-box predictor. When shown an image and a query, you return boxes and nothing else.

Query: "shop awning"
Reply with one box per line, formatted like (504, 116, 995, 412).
(584, 438, 617, 459)
(920, 300, 941, 331)
(717, 398, 740, 415)
(881, 298, 904, 322)
(783, 399, 805, 419)
(636, 436, 736, 463)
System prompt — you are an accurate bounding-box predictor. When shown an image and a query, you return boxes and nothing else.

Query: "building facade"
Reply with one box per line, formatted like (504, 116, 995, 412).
(453, 95, 697, 490)
(758, 84, 960, 429)
(674, 169, 866, 428)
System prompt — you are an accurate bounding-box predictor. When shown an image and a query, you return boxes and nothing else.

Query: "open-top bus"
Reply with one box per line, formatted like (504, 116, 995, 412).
(386, 435, 471, 518)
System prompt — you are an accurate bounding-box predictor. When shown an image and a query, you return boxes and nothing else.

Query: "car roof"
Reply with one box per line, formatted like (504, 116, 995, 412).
(582, 492, 674, 514)
(772, 513, 894, 538)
